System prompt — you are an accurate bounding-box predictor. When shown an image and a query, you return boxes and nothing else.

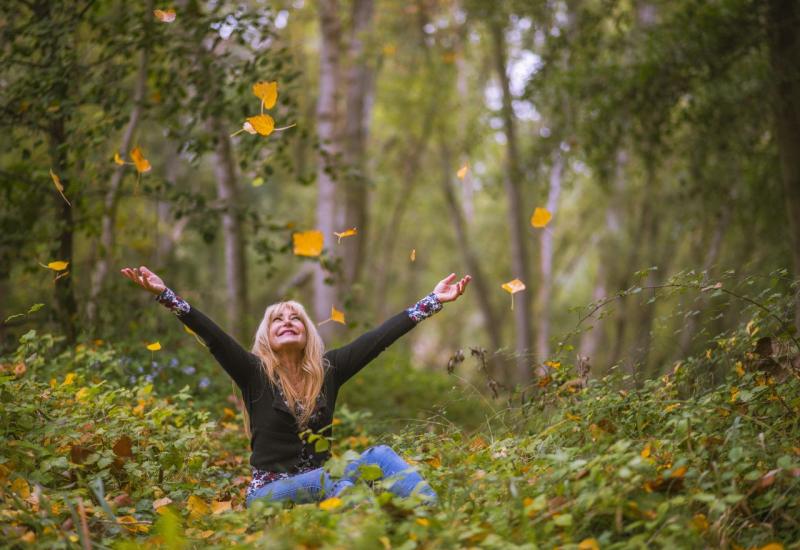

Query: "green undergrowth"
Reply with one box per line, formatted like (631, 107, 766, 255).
(1, 319, 799, 549)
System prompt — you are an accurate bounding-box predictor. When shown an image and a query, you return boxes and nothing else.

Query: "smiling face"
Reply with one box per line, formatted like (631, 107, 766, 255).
(267, 304, 308, 353)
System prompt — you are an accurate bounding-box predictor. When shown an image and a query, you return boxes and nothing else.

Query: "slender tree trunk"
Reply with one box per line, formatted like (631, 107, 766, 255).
(210, 118, 248, 341)
(490, 21, 533, 382)
(340, 0, 375, 289)
(438, 137, 503, 355)
(766, 0, 800, 330)
(88, 34, 151, 326)
(314, 0, 344, 335)
(536, 152, 564, 360)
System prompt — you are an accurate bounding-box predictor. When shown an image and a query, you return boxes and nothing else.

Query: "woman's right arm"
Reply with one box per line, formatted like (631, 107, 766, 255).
(120, 266, 258, 390)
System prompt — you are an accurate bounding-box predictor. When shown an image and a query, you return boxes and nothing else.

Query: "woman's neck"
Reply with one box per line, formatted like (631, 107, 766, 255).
(275, 349, 304, 379)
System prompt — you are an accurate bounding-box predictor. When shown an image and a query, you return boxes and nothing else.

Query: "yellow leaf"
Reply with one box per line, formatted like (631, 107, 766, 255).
(130, 146, 152, 173)
(75, 388, 90, 401)
(415, 517, 430, 527)
(152, 497, 173, 511)
(252, 176, 264, 186)
(12, 478, 31, 499)
(425, 455, 441, 468)
(663, 403, 680, 413)
(456, 163, 469, 180)
(49, 169, 71, 206)
(544, 360, 561, 370)
(330, 306, 345, 325)
(211, 500, 232, 514)
(62, 372, 76, 386)
(20, 531, 35, 543)
(502, 279, 526, 294)
(318, 497, 343, 511)
(44, 261, 69, 271)
(530, 207, 552, 228)
(671, 465, 687, 479)
(113, 152, 125, 165)
(758, 544, 784, 550)
(410, 248, 416, 262)
(641, 444, 651, 458)
(117, 515, 149, 533)
(735, 361, 745, 377)
(187, 495, 210, 519)
(578, 539, 600, 550)
(382, 44, 396, 56)
(334, 227, 357, 243)
(730, 387, 740, 403)
(153, 8, 176, 22)
(246, 114, 275, 136)
(293, 230, 324, 257)
(692, 513, 709, 532)
(252, 81, 278, 109)
(146, 342, 161, 351)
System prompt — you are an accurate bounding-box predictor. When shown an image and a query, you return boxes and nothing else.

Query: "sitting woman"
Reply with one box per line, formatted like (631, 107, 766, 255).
(120, 266, 471, 507)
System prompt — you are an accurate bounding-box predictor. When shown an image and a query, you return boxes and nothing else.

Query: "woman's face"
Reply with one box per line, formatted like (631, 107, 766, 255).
(268, 305, 308, 353)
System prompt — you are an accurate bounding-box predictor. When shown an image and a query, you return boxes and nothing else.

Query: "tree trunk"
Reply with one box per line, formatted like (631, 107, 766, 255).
(766, 0, 800, 330)
(210, 118, 248, 341)
(340, 0, 375, 289)
(489, 21, 533, 382)
(536, 152, 564, 361)
(314, 0, 344, 335)
(88, 36, 150, 327)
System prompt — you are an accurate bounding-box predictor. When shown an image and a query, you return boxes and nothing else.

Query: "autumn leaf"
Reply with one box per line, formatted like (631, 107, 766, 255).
(50, 169, 71, 206)
(112, 435, 133, 458)
(117, 515, 149, 534)
(578, 539, 600, 550)
(318, 497, 343, 511)
(11, 478, 31, 499)
(501, 278, 526, 310)
(153, 8, 176, 22)
(334, 227, 357, 243)
(113, 152, 126, 166)
(457, 162, 469, 180)
(416, 517, 430, 527)
(641, 444, 651, 459)
(130, 146, 152, 173)
(187, 495, 210, 519)
(63, 372, 77, 386)
(146, 342, 162, 351)
(252, 81, 278, 110)
(211, 500, 232, 514)
(293, 230, 324, 257)
(331, 306, 345, 324)
(530, 207, 552, 228)
(251, 176, 264, 187)
(410, 248, 416, 262)
(246, 114, 275, 136)
(670, 465, 687, 479)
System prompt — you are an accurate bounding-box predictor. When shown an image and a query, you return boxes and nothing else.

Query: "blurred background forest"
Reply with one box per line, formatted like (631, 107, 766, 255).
(1, 0, 798, 401)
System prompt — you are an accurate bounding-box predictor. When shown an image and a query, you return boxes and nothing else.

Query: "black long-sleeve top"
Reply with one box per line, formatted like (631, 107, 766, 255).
(156, 289, 442, 473)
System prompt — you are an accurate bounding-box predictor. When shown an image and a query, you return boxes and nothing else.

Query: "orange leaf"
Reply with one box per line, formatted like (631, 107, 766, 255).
(153, 9, 176, 22)
(530, 207, 552, 228)
(578, 539, 600, 550)
(457, 163, 469, 180)
(334, 227, 357, 243)
(641, 444, 651, 459)
(671, 465, 687, 479)
(130, 146, 152, 173)
(246, 114, 275, 136)
(293, 230, 324, 257)
(330, 306, 345, 325)
(50, 169, 71, 206)
(252, 81, 278, 109)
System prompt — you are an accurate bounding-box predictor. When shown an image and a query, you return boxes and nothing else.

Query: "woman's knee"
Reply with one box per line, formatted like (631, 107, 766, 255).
(366, 444, 396, 457)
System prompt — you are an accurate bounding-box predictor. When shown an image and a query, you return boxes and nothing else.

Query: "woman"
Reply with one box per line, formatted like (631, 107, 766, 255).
(120, 266, 471, 507)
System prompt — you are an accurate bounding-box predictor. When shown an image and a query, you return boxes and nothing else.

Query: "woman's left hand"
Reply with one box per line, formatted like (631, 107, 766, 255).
(433, 273, 472, 303)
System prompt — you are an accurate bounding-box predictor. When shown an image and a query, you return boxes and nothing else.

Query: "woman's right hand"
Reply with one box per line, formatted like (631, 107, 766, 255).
(120, 266, 166, 295)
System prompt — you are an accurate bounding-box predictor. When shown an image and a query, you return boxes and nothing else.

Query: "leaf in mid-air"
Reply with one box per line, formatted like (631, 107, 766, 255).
(334, 227, 357, 243)
(50, 169, 71, 206)
(146, 342, 161, 351)
(457, 162, 469, 180)
(293, 230, 324, 257)
(330, 306, 345, 324)
(153, 9, 176, 22)
(501, 278, 526, 310)
(246, 114, 275, 136)
(130, 146, 152, 173)
(252, 81, 278, 109)
(530, 207, 552, 228)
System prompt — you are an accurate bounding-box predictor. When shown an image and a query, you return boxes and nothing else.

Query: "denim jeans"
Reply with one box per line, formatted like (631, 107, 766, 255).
(245, 445, 437, 507)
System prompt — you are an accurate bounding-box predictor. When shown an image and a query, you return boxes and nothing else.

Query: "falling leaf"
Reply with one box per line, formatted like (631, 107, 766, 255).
(530, 207, 552, 228)
(330, 306, 345, 324)
(252, 81, 278, 110)
(50, 169, 71, 206)
(211, 500, 232, 514)
(153, 497, 173, 511)
(187, 495, 210, 518)
(416, 518, 430, 527)
(293, 230, 324, 257)
(501, 278, 525, 310)
(252, 176, 264, 187)
(334, 227, 357, 243)
(130, 146, 152, 173)
(114, 152, 125, 165)
(184, 325, 207, 348)
(146, 342, 162, 351)
(246, 114, 275, 136)
(318, 497, 343, 511)
(457, 163, 469, 180)
(410, 248, 416, 262)
(153, 8, 176, 22)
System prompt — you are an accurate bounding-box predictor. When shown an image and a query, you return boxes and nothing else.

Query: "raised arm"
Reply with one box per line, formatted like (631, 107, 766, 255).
(328, 273, 471, 386)
(120, 266, 260, 390)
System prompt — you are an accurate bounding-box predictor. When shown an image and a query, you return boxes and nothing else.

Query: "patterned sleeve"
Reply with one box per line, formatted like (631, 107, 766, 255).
(155, 287, 191, 316)
(405, 292, 443, 323)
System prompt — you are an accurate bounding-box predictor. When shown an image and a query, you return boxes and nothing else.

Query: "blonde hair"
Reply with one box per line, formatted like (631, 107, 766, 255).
(250, 300, 326, 429)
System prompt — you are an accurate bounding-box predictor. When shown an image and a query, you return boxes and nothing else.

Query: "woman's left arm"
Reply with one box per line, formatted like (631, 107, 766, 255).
(329, 273, 471, 386)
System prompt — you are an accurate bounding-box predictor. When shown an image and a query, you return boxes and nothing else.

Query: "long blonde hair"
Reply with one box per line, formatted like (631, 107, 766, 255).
(250, 300, 326, 429)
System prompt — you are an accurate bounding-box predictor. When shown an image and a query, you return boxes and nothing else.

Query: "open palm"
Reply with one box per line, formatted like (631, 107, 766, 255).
(120, 266, 166, 295)
(433, 273, 472, 303)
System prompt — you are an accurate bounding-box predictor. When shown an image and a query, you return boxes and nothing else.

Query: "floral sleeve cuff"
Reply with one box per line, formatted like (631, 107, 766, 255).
(155, 287, 191, 317)
(405, 292, 443, 323)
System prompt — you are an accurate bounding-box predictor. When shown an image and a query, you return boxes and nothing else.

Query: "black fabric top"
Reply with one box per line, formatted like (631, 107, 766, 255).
(174, 304, 420, 472)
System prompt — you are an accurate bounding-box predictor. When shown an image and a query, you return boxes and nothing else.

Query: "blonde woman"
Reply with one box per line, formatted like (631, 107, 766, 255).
(120, 266, 471, 507)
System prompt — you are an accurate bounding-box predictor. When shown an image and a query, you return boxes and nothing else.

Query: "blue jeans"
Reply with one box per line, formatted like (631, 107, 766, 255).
(245, 445, 437, 507)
